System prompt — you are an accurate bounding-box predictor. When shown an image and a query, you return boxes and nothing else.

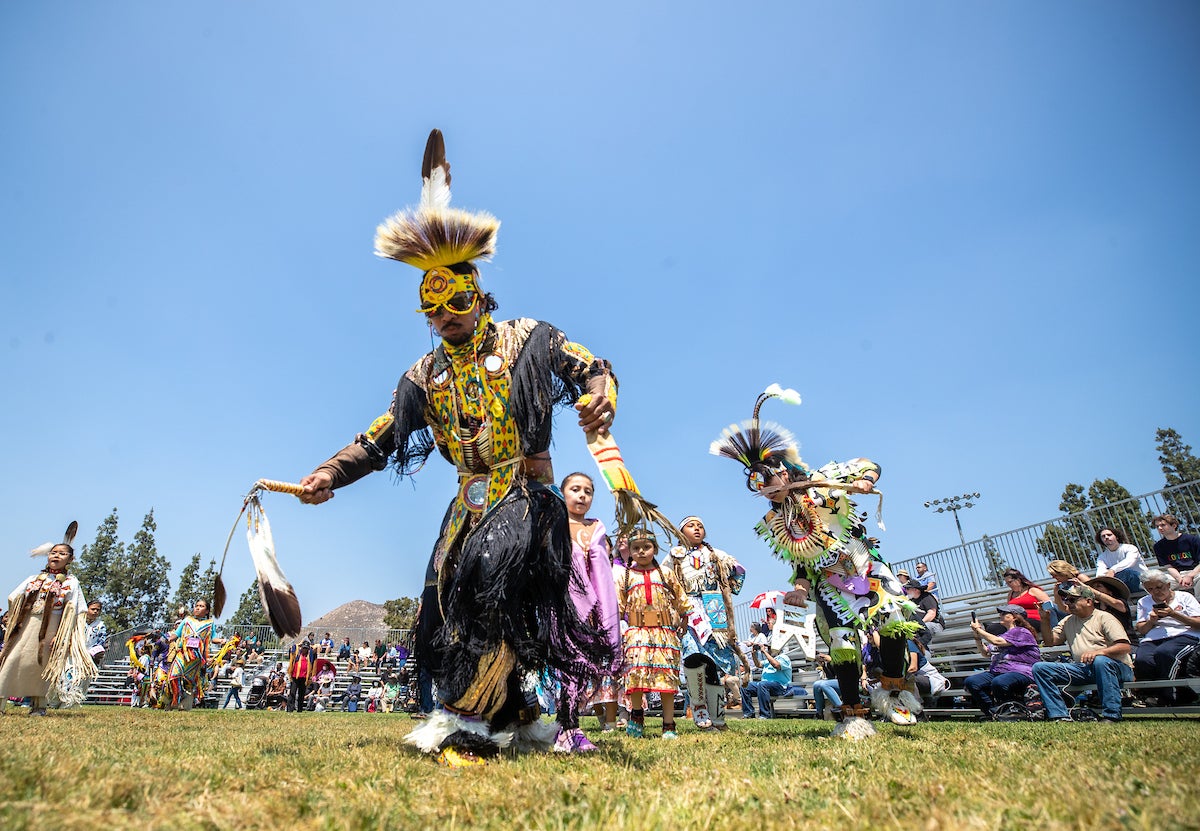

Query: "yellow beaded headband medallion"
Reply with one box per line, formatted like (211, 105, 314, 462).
(416, 266, 481, 315)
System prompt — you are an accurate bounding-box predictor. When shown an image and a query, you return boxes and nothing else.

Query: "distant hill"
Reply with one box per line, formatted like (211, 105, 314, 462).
(301, 600, 389, 639)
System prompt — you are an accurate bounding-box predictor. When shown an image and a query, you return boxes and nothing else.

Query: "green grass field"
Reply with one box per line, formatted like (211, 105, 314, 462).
(0, 707, 1195, 830)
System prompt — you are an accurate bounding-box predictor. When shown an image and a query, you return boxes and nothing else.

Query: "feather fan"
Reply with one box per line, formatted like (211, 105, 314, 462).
(214, 485, 303, 638)
(244, 497, 303, 639)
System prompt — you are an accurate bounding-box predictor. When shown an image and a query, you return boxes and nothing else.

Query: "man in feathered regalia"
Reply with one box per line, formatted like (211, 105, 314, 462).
(298, 130, 617, 765)
(711, 385, 921, 738)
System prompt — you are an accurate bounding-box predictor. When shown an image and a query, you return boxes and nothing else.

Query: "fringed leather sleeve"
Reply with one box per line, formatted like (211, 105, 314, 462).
(388, 373, 437, 477)
(508, 320, 617, 455)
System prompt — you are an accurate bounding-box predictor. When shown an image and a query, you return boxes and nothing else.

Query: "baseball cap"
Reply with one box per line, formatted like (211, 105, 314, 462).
(995, 604, 1027, 617)
(1060, 584, 1095, 600)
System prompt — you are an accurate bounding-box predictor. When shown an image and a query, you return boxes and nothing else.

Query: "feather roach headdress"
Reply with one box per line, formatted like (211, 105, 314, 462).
(709, 384, 803, 492)
(29, 521, 78, 559)
(375, 130, 500, 309)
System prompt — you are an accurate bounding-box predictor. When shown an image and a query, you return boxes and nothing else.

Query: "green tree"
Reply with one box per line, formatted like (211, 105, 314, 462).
(75, 509, 123, 605)
(383, 597, 420, 630)
(979, 535, 1009, 587)
(171, 553, 202, 615)
(1036, 483, 1094, 570)
(198, 558, 219, 607)
(107, 509, 172, 630)
(1085, 478, 1156, 553)
(1157, 427, 1200, 528)
(228, 580, 270, 627)
(1036, 478, 1153, 571)
(1058, 483, 1088, 516)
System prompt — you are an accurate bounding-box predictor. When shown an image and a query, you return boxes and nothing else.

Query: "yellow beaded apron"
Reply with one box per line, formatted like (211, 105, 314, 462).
(425, 316, 523, 717)
(427, 318, 521, 571)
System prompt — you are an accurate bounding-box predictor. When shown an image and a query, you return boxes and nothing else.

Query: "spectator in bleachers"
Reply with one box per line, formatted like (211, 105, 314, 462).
(222, 660, 245, 710)
(1151, 515, 1200, 594)
(812, 652, 860, 721)
(746, 623, 767, 668)
(1064, 575, 1136, 644)
(372, 639, 387, 672)
(904, 579, 944, 649)
(740, 643, 792, 719)
(1094, 527, 1147, 597)
(906, 639, 950, 704)
(263, 665, 287, 710)
(964, 604, 1040, 718)
(1002, 568, 1053, 629)
(914, 561, 939, 598)
(344, 673, 362, 712)
(312, 664, 336, 711)
(318, 633, 334, 657)
(337, 637, 353, 662)
(286, 638, 317, 712)
(366, 679, 384, 712)
(383, 672, 401, 712)
(1133, 569, 1200, 706)
(762, 606, 777, 638)
(1032, 583, 1133, 722)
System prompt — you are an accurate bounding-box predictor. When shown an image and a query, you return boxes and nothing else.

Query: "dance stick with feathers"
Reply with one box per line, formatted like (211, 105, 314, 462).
(213, 479, 304, 639)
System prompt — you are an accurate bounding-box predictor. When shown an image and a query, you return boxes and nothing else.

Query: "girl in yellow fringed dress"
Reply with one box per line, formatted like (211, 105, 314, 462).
(614, 528, 691, 739)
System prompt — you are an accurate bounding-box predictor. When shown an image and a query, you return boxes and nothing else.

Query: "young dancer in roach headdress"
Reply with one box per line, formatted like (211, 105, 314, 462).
(0, 522, 97, 714)
(711, 384, 921, 739)
(297, 130, 617, 765)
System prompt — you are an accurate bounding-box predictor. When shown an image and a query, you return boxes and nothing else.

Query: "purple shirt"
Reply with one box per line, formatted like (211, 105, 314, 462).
(989, 626, 1040, 677)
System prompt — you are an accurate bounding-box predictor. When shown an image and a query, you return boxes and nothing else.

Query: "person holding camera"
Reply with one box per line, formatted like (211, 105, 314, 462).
(1133, 569, 1200, 706)
(741, 642, 792, 719)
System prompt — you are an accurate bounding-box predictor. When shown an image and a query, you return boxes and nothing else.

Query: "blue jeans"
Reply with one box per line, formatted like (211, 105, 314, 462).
(222, 687, 243, 709)
(1112, 568, 1144, 597)
(1032, 657, 1132, 720)
(812, 678, 842, 713)
(741, 680, 786, 718)
(963, 670, 1031, 712)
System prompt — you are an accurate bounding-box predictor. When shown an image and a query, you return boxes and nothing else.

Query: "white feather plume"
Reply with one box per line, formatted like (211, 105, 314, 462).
(29, 542, 54, 559)
(420, 165, 451, 211)
(764, 383, 802, 406)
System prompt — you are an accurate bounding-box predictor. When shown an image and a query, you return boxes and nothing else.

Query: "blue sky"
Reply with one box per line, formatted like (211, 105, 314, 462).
(3, 2, 1198, 622)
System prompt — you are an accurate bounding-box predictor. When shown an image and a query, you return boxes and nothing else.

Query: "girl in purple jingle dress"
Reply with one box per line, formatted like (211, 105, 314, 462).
(555, 472, 623, 752)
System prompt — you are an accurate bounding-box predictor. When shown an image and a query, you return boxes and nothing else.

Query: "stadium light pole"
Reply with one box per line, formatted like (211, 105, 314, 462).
(924, 492, 982, 591)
